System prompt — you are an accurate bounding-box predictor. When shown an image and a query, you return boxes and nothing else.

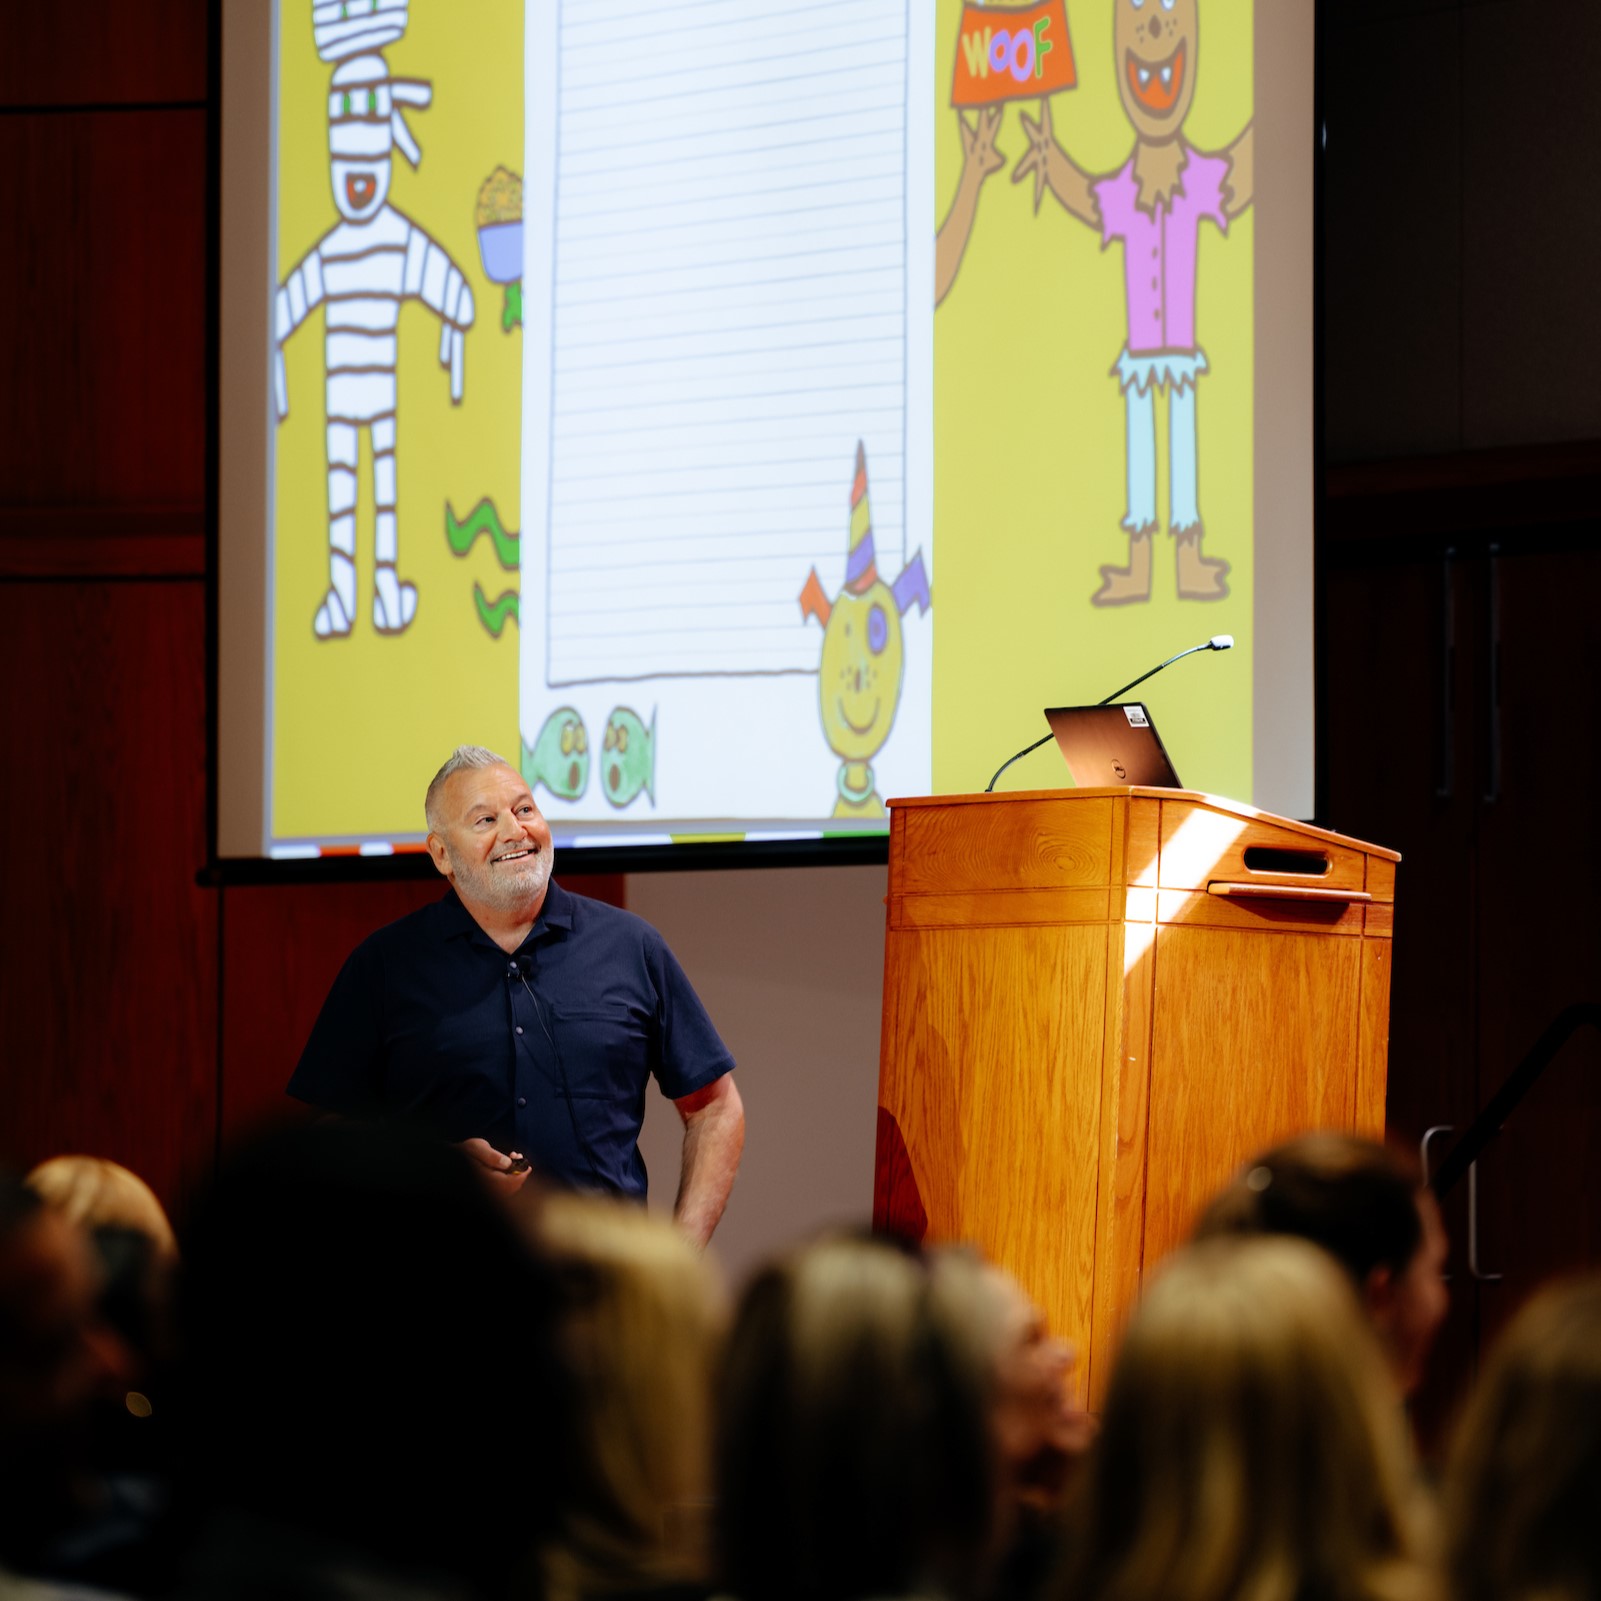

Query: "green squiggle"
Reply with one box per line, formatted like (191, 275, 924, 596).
(446, 499, 520, 570)
(474, 585, 520, 638)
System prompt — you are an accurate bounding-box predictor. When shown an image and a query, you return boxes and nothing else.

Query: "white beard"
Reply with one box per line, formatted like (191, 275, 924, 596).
(448, 840, 552, 915)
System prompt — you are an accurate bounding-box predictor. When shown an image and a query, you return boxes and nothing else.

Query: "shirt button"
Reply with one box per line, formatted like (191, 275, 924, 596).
(507, 963, 518, 976)
(517, 1097, 527, 1108)
(515, 1025, 524, 1035)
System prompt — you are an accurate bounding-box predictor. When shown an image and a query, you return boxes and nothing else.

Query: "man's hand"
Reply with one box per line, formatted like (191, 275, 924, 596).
(672, 1074, 745, 1250)
(456, 1137, 533, 1193)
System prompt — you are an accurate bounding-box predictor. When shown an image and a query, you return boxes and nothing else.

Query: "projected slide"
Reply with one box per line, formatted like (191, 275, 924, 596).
(237, 0, 1289, 859)
(519, 2, 933, 837)
(932, 0, 1256, 808)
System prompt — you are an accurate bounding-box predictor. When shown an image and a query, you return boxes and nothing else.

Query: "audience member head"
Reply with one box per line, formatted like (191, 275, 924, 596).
(535, 1192, 727, 1601)
(26, 1155, 179, 1390)
(1056, 1236, 1428, 1601)
(716, 1232, 999, 1601)
(180, 1121, 567, 1593)
(0, 1166, 129, 1565)
(930, 1252, 1091, 1528)
(25, 1156, 178, 1262)
(1443, 1274, 1601, 1601)
(1194, 1130, 1448, 1393)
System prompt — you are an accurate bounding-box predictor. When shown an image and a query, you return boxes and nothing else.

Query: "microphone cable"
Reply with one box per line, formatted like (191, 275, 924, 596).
(983, 635, 1234, 793)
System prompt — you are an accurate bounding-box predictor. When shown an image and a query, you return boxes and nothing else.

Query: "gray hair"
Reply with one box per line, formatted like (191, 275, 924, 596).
(424, 745, 512, 831)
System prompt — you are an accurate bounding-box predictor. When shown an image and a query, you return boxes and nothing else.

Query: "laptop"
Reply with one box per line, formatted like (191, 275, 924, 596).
(1043, 702, 1183, 788)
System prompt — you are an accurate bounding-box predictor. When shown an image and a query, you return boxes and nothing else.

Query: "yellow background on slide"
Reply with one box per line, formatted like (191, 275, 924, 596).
(932, 0, 1255, 799)
(272, 0, 522, 843)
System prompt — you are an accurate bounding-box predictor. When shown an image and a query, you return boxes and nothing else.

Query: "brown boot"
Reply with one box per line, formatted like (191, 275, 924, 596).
(1092, 526, 1154, 607)
(1175, 525, 1230, 600)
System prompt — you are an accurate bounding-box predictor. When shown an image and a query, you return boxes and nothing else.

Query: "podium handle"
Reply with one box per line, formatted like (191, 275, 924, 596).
(1206, 882, 1374, 905)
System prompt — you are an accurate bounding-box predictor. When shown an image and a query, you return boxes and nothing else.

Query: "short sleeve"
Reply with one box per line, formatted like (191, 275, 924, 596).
(287, 938, 387, 1117)
(646, 935, 735, 1102)
(1094, 162, 1137, 247)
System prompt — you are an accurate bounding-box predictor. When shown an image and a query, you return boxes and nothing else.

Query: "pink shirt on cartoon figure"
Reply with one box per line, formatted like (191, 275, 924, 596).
(1094, 147, 1229, 355)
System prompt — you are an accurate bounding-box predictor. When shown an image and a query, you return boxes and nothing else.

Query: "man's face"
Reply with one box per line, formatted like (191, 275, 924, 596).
(1114, 0, 1199, 143)
(427, 764, 554, 917)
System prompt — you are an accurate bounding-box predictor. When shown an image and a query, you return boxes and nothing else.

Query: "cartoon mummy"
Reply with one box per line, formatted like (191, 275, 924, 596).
(274, 35, 475, 638)
(311, 0, 410, 63)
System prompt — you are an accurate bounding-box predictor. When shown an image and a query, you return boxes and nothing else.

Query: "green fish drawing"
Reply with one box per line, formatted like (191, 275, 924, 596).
(602, 707, 655, 809)
(522, 707, 590, 802)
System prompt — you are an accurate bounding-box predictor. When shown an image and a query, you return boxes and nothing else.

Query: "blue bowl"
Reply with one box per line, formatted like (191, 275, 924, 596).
(478, 221, 523, 284)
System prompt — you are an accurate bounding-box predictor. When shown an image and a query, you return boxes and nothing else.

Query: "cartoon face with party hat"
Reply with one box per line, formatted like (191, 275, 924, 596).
(800, 443, 931, 818)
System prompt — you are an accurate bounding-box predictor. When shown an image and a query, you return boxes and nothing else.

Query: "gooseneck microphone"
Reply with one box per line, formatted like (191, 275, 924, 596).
(983, 635, 1234, 794)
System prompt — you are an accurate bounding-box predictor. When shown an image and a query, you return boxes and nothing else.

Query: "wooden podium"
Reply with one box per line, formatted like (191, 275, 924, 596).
(873, 787, 1399, 1404)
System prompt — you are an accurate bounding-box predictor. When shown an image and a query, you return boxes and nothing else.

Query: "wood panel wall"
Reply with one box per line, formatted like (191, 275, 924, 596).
(0, 3, 620, 1222)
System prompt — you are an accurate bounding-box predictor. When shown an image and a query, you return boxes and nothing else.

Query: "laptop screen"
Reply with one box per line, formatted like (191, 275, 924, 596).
(1043, 703, 1184, 788)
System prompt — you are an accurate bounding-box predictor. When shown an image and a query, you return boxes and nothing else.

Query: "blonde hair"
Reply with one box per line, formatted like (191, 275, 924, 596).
(25, 1155, 177, 1260)
(536, 1194, 726, 1601)
(716, 1233, 999, 1601)
(1057, 1237, 1430, 1601)
(1443, 1274, 1601, 1601)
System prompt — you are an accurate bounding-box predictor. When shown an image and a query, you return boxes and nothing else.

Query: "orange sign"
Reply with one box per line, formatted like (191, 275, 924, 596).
(951, 0, 1076, 108)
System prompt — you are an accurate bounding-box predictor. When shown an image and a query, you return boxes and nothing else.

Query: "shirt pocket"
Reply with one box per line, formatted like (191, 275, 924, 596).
(547, 1007, 651, 1101)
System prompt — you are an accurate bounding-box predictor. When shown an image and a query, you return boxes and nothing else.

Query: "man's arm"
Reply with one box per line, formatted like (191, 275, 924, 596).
(672, 1074, 745, 1250)
(289, 942, 386, 1119)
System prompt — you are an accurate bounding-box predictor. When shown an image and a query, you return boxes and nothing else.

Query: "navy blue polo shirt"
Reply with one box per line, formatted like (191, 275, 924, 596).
(287, 880, 735, 1198)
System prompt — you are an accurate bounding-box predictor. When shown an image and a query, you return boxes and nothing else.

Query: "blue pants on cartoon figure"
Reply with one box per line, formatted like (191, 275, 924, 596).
(1117, 348, 1207, 534)
(1094, 348, 1229, 606)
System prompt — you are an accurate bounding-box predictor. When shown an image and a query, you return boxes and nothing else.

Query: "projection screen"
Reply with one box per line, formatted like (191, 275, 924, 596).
(218, 0, 1313, 864)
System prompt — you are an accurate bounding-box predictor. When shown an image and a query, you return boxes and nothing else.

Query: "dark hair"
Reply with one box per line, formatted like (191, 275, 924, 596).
(179, 1122, 568, 1591)
(716, 1233, 997, 1601)
(1193, 1131, 1424, 1286)
(1444, 1274, 1601, 1601)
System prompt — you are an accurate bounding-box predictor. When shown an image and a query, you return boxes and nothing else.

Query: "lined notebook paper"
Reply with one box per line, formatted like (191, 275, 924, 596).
(538, 0, 912, 685)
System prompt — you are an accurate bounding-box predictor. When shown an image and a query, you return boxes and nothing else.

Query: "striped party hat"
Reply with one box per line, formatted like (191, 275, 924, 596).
(844, 441, 879, 595)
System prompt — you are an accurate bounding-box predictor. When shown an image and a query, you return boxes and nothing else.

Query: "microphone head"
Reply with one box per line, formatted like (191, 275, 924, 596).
(1209, 634, 1234, 651)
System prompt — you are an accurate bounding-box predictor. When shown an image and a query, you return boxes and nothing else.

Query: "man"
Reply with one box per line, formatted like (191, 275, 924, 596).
(289, 746, 745, 1246)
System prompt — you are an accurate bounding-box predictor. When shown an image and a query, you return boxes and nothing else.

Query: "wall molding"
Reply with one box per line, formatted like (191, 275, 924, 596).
(0, 504, 205, 579)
